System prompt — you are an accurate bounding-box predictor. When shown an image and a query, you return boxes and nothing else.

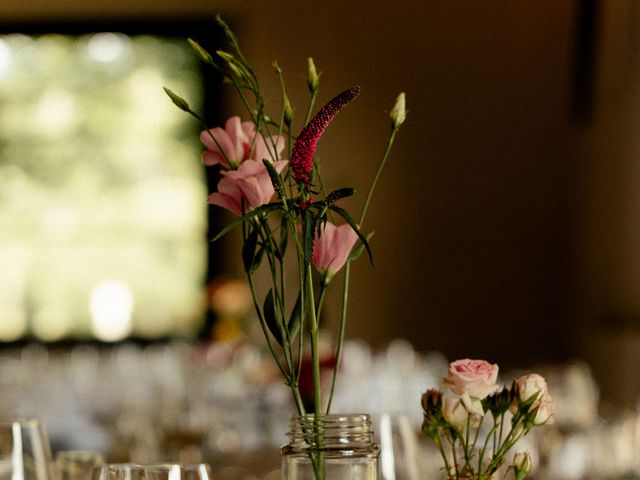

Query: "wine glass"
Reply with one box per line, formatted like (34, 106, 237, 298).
(0, 419, 53, 480)
(91, 464, 212, 480)
(55, 451, 104, 480)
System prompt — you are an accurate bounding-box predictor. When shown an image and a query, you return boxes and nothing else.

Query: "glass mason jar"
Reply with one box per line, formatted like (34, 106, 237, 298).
(281, 414, 379, 480)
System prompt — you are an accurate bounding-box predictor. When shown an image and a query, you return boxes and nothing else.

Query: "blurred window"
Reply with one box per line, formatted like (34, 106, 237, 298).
(0, 26, 212, 342)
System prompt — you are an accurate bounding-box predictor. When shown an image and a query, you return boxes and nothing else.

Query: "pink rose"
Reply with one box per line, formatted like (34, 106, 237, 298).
(201, 116, 285, 169)
(208, 159, 288, 216)
(311, 222, 359, 279)
(443, 359, 499, 400)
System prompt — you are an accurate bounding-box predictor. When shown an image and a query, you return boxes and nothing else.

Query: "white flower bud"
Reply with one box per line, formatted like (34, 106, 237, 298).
(515, 373, 548, 404)
(390, 92, 406, 129)
(307, 57, 319, 93)
(284, 96, 294, 126)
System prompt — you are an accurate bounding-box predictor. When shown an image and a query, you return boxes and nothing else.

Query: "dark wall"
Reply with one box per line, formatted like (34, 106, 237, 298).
(5, 0, 640, 389)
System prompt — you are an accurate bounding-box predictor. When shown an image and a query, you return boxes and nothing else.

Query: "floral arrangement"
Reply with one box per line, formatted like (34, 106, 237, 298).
(164, 15, 405, 421)
(422, 359, 553, 480)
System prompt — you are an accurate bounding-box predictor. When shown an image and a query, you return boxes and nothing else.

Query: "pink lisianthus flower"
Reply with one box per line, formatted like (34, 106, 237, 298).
(311, 222, 358, 280)
(208, 159, 288, 216)
(200, 116, 285, 169)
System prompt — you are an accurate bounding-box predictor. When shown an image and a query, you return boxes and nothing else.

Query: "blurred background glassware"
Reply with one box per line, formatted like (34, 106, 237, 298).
(378, 413, 438, 480)
(55, 451, 104, 480)
(0, 419, 53, 480)
(91, 463, 213, 480)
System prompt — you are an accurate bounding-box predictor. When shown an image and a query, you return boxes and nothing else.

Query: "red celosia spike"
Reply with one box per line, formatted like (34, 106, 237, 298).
(290, 86, 361, 187)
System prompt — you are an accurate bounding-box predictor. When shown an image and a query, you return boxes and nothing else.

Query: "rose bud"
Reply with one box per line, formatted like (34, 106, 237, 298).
(512, 452, 533, 480)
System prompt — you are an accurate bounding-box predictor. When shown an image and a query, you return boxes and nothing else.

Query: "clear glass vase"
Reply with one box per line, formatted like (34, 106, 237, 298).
(281, 414, 379, 480)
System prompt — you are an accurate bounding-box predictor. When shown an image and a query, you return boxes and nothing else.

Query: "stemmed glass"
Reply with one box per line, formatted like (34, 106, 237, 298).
(0, 419, 53, 480)
(91, 464, 212, 480)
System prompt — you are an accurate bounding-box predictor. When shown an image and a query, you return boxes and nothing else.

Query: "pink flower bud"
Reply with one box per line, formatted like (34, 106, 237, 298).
(311, 222, 358, 279)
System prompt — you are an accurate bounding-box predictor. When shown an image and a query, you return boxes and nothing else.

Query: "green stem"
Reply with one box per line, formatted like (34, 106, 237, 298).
(477, 418, 499, 475)
(304, 89, 318, 126)
(315, 282, 328, 324)
(470, 413, 483, 455)
(434, 431, 453, 479)
(325, 262, 350, 414)
(359, 127, 398, 226)
(448, 435, 460, 480)
(305, 263, 322, 415)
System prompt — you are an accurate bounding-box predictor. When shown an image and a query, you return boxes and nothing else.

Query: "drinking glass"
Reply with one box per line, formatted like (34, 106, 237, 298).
(0, 419, 53, 480)
(91, 464, 212, 480)
(55, 451, 104, 480)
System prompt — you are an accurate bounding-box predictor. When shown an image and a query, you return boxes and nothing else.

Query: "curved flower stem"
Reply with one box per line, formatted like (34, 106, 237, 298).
(470, 414, 483, 453)
(477, 418, 499, 475)
(359, 127, 398, 226)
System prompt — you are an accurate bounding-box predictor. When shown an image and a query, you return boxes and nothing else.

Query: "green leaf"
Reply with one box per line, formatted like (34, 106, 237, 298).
(287, 291, 302, 342)
(349, 231, 375, 261)
(210, 203, 281, 242)
(324, 187, 355, 205)
(263, 289, 283, 346)
(328, 205, 374, 265)
(262, 160, 287, 201)
(242, 226, 260, 273)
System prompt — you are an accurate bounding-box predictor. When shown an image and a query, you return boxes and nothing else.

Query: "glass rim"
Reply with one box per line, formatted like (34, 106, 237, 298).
(287, 413, 370, 420)
(93, 464, 211, 471)
(0, 418, 43, 428)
